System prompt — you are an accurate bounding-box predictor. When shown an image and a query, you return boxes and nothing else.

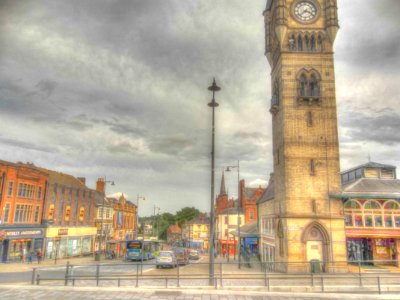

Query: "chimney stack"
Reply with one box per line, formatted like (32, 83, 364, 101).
(96, 177, 105, 194)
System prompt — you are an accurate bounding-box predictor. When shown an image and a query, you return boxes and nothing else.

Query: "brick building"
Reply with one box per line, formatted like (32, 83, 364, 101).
(107, 194, 136, 255)
(0, 160, 48, 262)
(41, 171, 99, 259)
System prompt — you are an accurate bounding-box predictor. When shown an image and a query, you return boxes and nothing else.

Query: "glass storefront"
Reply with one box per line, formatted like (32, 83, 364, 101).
(45, 236, 94, 259)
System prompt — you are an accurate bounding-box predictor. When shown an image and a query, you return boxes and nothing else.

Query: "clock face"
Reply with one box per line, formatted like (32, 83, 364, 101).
(294, 1, 318, 22)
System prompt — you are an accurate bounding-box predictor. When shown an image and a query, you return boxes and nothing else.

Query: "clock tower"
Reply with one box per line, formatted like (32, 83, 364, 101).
(263, 0, 347, 272)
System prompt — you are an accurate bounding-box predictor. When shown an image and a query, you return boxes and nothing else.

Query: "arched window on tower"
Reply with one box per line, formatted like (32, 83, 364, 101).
(317, 34, 323, 51)
(297, 35, 303, 51)
(305, 34, 310, 51)
(310, 35, 316, 51)
(289, 34, 296, 51)
(309, 74, 319, 97)
(299, 74, 307, 97)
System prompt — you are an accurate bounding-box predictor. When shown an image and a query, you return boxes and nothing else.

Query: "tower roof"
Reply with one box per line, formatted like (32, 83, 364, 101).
(220, 170, 227, 195)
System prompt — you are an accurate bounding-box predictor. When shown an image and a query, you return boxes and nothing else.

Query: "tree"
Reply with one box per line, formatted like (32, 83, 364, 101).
(175, 207, 200, 228)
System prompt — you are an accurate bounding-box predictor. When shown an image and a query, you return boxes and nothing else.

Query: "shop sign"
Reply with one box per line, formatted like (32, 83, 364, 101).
(220, 240, 236, 245)
(246, 238, 258, 245)
(0, 231, 6, 239)
(58, 228, 68, 236)
(5, 229, 43, 237)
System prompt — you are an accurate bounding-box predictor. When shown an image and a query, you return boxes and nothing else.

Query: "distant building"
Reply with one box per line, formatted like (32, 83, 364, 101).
(167, 222, 181, 244)
(0, 160, 48, 262)
(108, 194, 136, 255)
(94, 178, 114, 252)
(182, 214, 210, 250)
(338, 162, 400, 266)
(41, 171, 99, 259)
(216, 207, 243, 256)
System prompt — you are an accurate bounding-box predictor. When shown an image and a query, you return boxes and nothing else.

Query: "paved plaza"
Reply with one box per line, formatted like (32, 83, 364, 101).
(0, 285, 400, 300)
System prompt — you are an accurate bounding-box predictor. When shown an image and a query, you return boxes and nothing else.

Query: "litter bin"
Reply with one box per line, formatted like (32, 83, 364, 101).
(95, 251, 101, 261)
(310, 259, 321, 273)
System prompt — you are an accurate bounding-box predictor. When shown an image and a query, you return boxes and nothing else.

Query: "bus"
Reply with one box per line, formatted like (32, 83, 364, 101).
(126, 240, 159, 261)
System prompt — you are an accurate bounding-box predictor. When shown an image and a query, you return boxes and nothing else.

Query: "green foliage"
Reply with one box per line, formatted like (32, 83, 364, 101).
(175, 207, 200, 227)
(140, 207, 201, 240)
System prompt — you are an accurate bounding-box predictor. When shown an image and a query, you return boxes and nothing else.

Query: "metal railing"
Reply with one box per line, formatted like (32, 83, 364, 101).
(31, 259, 400, 294)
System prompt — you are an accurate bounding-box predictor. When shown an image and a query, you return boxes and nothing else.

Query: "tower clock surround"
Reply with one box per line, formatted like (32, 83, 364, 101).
(291, 0, 321, 24)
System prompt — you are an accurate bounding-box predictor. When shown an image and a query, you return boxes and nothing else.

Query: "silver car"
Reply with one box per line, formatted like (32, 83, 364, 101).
(156, 251, 177, 268)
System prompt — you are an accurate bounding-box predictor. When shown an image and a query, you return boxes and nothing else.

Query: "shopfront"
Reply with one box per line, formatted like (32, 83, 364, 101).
(45, 227, 96, 259)
(0, 227, 45, 262)
(346, 228, 400, 265)
(219, 239, 236, 256)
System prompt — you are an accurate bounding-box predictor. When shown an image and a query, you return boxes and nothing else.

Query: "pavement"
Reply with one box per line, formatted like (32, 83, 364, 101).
(0, 285, 400, 300)
(0, 255, 122, 273)
(1, 255, 400, 299)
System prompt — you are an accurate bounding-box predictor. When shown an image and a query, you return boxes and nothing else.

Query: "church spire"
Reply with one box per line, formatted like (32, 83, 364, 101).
(220, 170, 227, 196)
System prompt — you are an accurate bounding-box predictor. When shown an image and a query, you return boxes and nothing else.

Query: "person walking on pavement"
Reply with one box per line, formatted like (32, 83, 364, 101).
(36, 249, 42, 264)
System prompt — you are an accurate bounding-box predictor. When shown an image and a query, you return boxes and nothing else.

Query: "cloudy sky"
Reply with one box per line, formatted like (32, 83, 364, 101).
(0, 0, 399, 216)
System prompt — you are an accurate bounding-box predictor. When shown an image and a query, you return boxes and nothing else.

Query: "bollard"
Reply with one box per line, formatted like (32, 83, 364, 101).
(311, 273, 314, 287)
(36, 274, 40, 285)
(177, 263, 180, 287)
(96, 264, 100, 287)
(321, 276, 324, 293)
(358, 261, 363, 287)
(219, 263, 223, 287)
(135, 263, 139, 288)
(377, 276, 381, 294)
(31, 268, 36, 285)
(118, 278, 120, 287)
(64, 261, 70, 286)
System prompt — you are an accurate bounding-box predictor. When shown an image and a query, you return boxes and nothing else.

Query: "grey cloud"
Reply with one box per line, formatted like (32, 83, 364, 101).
(148, 135, 194, 156)
(341, 112, 400, 145)
(107, 141, 139, 154)
(0, 136, 56, 153)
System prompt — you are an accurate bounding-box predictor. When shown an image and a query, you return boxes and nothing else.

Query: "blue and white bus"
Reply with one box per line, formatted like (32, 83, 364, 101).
(126, 240, 159, 261)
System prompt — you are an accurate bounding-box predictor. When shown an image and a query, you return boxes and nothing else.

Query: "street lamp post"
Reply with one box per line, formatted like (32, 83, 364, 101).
(226, 160, 241, 268)
(99, 178, 115, 261)
(136, 195, 146, 240)
(153, 205, 160, 238)
(208, 78, 220, 286)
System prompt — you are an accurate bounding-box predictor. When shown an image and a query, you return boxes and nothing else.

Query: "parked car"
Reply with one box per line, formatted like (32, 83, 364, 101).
(173, 247, 190, 265)
(156, 251, 177, 269)
(189, 250, 200, 260)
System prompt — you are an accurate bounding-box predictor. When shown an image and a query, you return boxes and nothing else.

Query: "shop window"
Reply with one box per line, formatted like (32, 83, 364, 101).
(344, 200, 361, 209)
(37, 186, 42, 200)
(365, 215, 373, 227)
(34, 206, 40, 223)
(344, 214, 353, 226)
(7, 181, 13, 197)
(374, 215, 383, 227)
(3, 203, 10, 223)
(48, 204, 54, 219)
(395, 216, 400, 227)
(364, 200, 381, 209)
(354, 215, 363, 227)
(79, 207, 85, 221)
(249, 211, 255, 220)
(385, 216, 393, 227)
(65, 205, 71, 221)
(384, 201, 399, 210)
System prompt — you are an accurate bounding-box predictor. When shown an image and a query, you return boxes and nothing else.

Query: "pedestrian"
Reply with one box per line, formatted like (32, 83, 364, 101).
(37, 249, 42, 264)
(27, 252, 33, 264)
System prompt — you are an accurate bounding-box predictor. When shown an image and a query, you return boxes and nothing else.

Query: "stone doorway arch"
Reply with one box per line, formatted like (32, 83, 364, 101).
(301, 221, 330, 271)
